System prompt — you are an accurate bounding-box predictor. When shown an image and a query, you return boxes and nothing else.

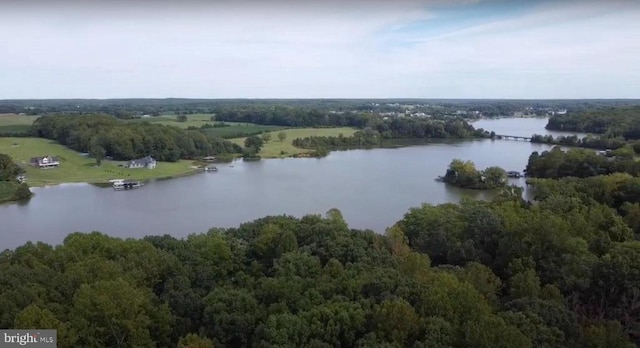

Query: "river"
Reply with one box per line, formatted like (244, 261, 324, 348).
(0, 117, 578, 250)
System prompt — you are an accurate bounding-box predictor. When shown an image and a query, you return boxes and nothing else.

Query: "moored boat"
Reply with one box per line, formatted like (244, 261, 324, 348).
(113, 180, 143, 190)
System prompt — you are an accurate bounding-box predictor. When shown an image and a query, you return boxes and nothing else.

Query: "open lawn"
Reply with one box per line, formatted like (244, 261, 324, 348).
(128, 114, 216, 129)
(229, 127, 357, 158)
(0, 114, 39, 134)
(0, 137, 199, 187)
(128, 114, 284, 136)
(200, 124, 286, 138)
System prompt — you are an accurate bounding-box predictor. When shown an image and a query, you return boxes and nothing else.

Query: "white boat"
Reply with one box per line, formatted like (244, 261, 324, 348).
(113, 180, 143, 190)
(204, 166, 218, 172)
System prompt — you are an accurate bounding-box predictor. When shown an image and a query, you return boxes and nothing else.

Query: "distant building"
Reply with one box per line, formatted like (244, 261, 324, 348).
(125, 156, 157, 169)
(29, 156, 60, 169)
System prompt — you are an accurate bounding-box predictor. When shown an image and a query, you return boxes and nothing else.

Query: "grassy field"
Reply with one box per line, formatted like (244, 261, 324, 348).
(0, 137, 200, 187)
(200, 124, 286, 138)
(128, 114, 285, 137)
(229, 127, 357, 158)
(0, 114, 39, 134)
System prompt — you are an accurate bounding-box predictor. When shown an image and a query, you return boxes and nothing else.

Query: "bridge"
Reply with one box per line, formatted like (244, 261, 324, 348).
(494, 134, 532, 142)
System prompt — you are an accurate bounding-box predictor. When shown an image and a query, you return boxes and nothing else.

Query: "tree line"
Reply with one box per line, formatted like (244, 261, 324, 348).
(31, 115, 243, 162)
(292, 119, 486, 149)
(530, 133, 630, 151)
(546, 106, 640, 138)
(524, 146, 640, 179)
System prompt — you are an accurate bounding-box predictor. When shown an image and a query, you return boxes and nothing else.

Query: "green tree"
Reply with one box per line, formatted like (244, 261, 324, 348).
(0, 153, 21, 181)
(12, 183, 32, 200)
(278, 131, 287, 142)
(244, 135, 264, 152)
(261, 133, 272, 143)
(71, 278, 172, 348)
(14, 304, 76, 347)
(177, 115, 188, 122)
(89, 144, 107, 165)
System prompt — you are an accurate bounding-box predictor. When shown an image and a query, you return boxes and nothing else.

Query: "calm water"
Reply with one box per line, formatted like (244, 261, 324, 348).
(0, 118, 574, 250)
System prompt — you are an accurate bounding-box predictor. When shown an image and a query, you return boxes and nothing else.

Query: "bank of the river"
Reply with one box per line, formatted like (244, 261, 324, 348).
(0, 137, 203, 187)
(229, 127, 358, 158)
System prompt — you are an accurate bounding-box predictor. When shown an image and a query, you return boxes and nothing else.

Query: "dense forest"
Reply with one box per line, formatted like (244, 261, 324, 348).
(546, 106, 640, 138)
(1, 184, 639, 347)
(0, 154, 31, 203)
(439, 159, 508, 189)
(524, 146, 640, 179)
(31, 115, 243, 162)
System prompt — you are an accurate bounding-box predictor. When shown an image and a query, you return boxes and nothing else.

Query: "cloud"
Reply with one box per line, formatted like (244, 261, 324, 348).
(0, 0, 638, 98)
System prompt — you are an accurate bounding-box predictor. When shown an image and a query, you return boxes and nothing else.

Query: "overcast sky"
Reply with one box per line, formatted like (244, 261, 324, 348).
(1, 0, 639, 99)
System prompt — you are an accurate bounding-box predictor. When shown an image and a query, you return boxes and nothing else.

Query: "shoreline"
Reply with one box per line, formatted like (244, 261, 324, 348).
(27, 167, 203, 188)
(23, 137, 498, 186)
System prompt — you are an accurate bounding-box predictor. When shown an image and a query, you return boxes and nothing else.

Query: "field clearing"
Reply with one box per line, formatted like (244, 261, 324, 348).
(129, 113, 214, 128)
(0, 113, 40, 125)
(200, 124, 286, 138)
(0, 137, 199, 187)
(230, 127, 357, 158)
(0, 114, 39, 134)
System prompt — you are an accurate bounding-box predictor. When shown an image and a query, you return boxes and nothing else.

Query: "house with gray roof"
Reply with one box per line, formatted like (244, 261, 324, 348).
(125, 156, 156, 169)
(30, 156, 60, 169)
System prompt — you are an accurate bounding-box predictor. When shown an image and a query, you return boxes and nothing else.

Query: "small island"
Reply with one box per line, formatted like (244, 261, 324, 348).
(439, 159, 508, 190)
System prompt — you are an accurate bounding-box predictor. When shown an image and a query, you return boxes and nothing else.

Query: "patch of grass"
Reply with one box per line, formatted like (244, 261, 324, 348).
(229, 127, 358, 158)
(127, 114, 218, 129)
(0, 125, 32, 133)
(0, 114, 40, 126)
(0, 114, 39, 134)
(0, 137, 199, 187)
(200, 124, 286, 138)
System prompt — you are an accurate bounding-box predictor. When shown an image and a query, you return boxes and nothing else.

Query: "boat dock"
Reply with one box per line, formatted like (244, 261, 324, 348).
(112, 179, 143, 190)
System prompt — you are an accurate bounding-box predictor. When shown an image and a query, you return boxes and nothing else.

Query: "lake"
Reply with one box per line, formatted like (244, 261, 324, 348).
(0, 117, 575, 250)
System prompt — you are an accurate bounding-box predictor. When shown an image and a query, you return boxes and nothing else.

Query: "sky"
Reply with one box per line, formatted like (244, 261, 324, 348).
(0, 0, 639, 99)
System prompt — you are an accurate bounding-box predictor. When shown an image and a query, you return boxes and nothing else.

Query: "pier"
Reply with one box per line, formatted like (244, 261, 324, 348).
(494, 134, 532, 141)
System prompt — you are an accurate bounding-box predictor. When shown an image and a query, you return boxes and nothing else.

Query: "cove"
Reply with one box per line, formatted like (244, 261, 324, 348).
(0, 117, 577, 250)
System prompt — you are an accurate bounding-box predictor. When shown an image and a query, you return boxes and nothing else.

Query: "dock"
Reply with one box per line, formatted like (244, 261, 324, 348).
(494, 134, 532, 141)
(112, 179, 143, 190)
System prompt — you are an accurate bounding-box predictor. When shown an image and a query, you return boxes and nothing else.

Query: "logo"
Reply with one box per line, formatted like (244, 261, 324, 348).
(0, 330, 56, 347)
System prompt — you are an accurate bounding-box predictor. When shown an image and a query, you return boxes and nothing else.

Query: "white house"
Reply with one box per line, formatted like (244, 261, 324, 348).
(29, 156, 60, 169)
(125, 156, 157, 169)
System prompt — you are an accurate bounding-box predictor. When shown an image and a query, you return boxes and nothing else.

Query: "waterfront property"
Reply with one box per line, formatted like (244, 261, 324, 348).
(29, 155, 60, 168)
(125, 156, 157, 169)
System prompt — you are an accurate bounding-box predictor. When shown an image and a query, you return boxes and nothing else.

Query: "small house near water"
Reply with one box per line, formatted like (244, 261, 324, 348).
(30, 156, 60, 169)
(125, 156, 157, 169)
